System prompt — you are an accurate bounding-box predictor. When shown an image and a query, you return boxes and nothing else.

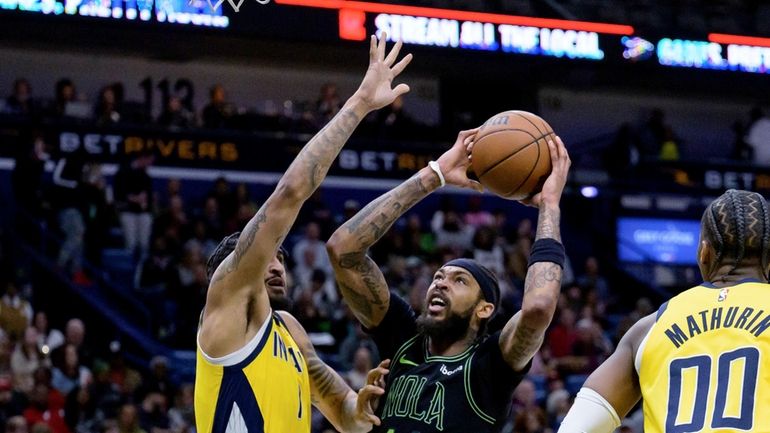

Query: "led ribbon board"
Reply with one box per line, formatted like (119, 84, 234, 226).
(275, 0, 633, 61)
(625, 34, 770, 74)
(0, 0, 229, 27)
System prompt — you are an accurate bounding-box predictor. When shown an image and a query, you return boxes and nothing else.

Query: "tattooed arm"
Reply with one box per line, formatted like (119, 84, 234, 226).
(327, 129, 482, 328)
(499, 136, 571, 371)
(200, 35, 412, 357)
(278, 312, 383, 432)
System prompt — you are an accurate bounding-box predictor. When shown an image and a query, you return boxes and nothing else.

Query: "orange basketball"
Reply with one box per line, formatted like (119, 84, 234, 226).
(470, 110, 555, 200)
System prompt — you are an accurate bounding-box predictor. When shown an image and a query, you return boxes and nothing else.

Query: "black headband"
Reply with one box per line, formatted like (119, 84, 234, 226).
(443, 258, 500, 312)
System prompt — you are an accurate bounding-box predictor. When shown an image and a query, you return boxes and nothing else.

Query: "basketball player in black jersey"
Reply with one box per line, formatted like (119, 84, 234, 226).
(327, 132, 571, 432)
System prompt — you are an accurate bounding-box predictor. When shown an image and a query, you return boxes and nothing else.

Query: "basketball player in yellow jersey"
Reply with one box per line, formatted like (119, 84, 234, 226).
(557, 189, 770, 433)
(195, 34, 413, 433)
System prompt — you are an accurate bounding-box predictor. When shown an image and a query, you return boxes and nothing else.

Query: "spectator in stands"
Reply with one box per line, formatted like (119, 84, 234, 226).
(545, 389, 570, 430)
(465, 195, 494, 229)
(5, 416, 27, 433)
(157, 96, 194, 130)
(0, 281, 32, 341)
(166, 385, 193, 433)
(138, 392, 170, 433)
(604, 123, 640, 177)
(11, 131, 49, 221)
(209, 177, 236, 225)
(142, 357, 174, 403)
(199, 197, 222, 242)
(63, 385, 98, 433)
(511, 379, 539, 414)
(375, 95, 419, 138)
(94, 86, 120, 125)
(88, 361, 121, 420)
(51, 345, 91, 396)
(117, 404, 145, 433)
(34, 312, 64, 354)
(343, 347, 373, 391)
(302, 269, 337, 320)
(5, 79, 33, 116)
(547, 309, 578, 359)
(50, 79, 76, 119)
(0, 378, 26, 432)
(113, 151, 154, 261)
(11, 327, 47, 394)
(658, 126, 680, 161)
(154, 196, 189, 247)
(81, 163, 111, 266)
(746, 106, 770, 166)
(561, 318, 612, 375)
(431, 209, 472, 253)
(639, 108, 668, 160)
(576, 256, 610, 301)
(24, 383, 70, 433)
(291, 222, 332, 287)
(52, 150, 89, 284)
(315, 82, 341, 126)
(201, 85, 233, 129)
(64, 319, 90, 367)
(187, 220, 216, 262)
(472, 225, 505, 277)
(508, 407, 550, 433)
(504, 217, 535, 284)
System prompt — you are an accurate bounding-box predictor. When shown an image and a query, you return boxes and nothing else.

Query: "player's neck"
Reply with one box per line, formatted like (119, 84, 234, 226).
(707, 265, 768, 286)
(427, 329, 477, 357)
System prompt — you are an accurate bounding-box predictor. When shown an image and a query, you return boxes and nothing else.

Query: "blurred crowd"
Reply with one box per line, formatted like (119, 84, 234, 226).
(0, 274, 195, 433)
(0, 79, 430, 140)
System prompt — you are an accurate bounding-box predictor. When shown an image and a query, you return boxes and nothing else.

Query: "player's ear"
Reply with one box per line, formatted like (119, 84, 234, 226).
(698, 240, 712, 266)
(476, 301, 494, 320)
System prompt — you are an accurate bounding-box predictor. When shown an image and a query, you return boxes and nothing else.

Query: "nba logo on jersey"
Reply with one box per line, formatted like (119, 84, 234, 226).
(718, 287, 729, 302)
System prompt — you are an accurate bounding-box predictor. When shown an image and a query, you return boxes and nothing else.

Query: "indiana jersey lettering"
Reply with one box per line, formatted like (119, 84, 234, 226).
(195, 312, 311, 433)
(637, 280, 770, 433)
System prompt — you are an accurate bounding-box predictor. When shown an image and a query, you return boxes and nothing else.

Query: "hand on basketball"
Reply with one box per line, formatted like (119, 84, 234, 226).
(522, 136, 571, 207)
(353, 33, 413, 113)
(354, 359, 391, 427)
(436, 128, 484, 192)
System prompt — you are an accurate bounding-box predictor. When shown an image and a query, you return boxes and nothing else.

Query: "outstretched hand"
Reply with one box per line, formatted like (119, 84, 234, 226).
(353, 359, 391, 428)
(522, 135, 571, 207)
(353, 33, 413, 113)
(436, 128, 484, 192)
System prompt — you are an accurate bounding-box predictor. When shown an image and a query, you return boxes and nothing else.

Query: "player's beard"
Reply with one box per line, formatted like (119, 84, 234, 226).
(416, 302, 476, 344)
(269, 294, 293, 312)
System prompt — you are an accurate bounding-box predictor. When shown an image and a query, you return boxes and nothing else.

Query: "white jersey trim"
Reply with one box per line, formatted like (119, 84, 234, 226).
(198, 310, 272, 367)
(634, 323, 654, 375)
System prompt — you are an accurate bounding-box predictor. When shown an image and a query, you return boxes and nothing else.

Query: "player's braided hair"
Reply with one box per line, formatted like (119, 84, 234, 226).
(700, 189, 770, 280)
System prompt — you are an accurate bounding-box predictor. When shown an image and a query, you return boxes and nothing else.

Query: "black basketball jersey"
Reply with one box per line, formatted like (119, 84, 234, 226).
(367, 293, 529, 433)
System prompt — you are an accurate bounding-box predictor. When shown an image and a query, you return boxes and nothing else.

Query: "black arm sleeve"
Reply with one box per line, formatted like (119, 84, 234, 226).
(469, 331, 532, 420)
(363, 291, 418, 360)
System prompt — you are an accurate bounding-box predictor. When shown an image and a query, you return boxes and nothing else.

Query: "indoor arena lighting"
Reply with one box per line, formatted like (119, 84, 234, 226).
(273, 0, 635, 35)
(581, 186, 599, 198)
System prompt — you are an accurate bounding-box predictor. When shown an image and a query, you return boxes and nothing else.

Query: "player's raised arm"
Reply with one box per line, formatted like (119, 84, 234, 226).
(206, 35, 412, 302)
(498, 136, 570, 371)
(327, 129, 482, 328)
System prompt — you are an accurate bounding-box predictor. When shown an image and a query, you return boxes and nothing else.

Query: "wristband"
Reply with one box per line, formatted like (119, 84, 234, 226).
(527, 238, 565, 268)
(428, 161, 446, 187)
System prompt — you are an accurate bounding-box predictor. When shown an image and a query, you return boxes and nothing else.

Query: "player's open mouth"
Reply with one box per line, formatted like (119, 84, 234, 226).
(428, 295, 448, 314)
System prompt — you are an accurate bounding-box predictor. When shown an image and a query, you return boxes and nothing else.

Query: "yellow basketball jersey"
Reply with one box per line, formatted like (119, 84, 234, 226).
(194, 312, 311, 433)
(638, 280, 770, 433)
